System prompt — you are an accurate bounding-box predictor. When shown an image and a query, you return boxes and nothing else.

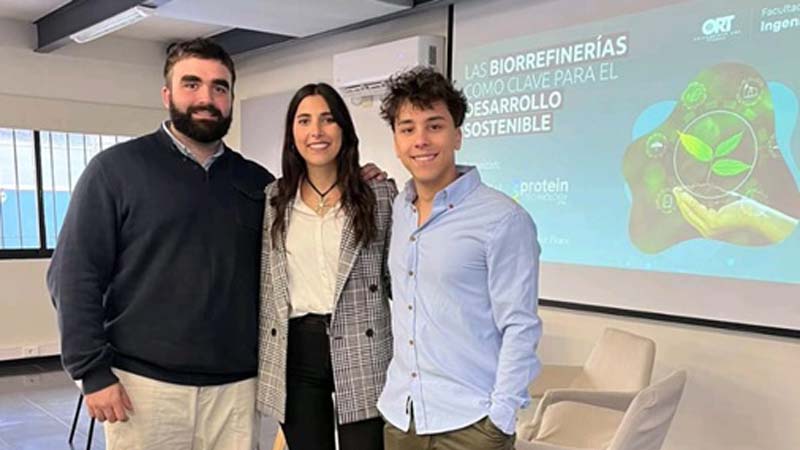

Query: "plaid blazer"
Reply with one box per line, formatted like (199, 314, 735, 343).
(256, 178, 396, 425)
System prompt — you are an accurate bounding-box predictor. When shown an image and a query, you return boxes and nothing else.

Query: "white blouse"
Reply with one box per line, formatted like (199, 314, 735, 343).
(285, 190, 345, 318)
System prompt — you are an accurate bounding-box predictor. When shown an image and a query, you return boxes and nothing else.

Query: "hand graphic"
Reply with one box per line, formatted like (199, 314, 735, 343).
(673, 187, 798, 244)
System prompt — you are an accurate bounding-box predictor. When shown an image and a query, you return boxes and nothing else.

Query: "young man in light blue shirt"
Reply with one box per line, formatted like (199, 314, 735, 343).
(377, 67, 542, 450)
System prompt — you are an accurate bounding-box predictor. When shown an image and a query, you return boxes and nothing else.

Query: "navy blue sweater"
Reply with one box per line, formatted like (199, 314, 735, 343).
(47, 129, 274, 394)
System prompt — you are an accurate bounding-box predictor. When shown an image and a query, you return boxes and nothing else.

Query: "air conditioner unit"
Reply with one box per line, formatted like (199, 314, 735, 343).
(333, 35, 445, 98)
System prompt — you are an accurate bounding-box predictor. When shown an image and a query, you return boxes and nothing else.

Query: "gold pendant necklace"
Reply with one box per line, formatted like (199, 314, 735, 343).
(306, 177, 337, 214)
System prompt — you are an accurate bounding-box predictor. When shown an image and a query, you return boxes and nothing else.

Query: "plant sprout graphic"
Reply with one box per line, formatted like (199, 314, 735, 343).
(677, 130, 750, 185)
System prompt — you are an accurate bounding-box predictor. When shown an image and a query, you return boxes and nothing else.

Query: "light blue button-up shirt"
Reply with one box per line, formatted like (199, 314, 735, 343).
(378, 165, 542, 435)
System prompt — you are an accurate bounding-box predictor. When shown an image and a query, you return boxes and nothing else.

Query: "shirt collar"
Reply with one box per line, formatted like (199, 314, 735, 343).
(402, 165, 481, 207)
(161, 120, 224, 167)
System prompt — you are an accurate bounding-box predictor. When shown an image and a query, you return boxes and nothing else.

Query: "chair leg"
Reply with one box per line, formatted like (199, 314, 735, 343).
(69, 394, 83, 444)
(86, 417, 95, 450)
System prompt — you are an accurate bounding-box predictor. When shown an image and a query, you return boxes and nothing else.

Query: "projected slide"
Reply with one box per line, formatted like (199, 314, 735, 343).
(625, 62, 799, 254)
(455, 0, 800, 287)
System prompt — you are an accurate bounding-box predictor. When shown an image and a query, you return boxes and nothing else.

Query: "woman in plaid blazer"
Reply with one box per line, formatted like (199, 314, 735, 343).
(256, 82, 395, 450)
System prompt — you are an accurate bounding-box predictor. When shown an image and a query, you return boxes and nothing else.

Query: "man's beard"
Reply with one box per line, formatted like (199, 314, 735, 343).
(169, 100, 232, 143)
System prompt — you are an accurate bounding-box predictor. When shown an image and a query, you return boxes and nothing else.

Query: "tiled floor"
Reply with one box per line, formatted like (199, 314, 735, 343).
(0, 357, 280, 450)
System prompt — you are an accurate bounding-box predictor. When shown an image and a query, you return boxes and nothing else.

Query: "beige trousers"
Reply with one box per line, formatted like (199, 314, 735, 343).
(104, 369, 257, 450)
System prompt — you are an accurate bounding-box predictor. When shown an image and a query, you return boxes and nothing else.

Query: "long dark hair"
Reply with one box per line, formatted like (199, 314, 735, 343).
(270, 83, 376, 247)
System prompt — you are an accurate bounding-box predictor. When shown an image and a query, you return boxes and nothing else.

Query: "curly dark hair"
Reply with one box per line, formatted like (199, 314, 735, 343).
(163, 38, 235, 89)
(380, 66, 468, 130)
(270, 83, 376, 248)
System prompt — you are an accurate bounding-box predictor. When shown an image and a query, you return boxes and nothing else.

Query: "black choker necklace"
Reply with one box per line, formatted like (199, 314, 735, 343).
(306, 177, 337, 213)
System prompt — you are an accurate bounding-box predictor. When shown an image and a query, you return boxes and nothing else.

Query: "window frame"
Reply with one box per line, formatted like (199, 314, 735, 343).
(0, 129, 130, 259)
(0, 130, 48, 258)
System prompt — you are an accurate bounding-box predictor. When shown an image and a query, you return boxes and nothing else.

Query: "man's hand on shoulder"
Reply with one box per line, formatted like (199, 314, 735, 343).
(85, 382, 134, 423)
(361, 162, 388, 182)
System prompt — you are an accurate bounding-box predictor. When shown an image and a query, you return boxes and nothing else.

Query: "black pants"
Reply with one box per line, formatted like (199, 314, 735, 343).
(281, 314, 384, 450)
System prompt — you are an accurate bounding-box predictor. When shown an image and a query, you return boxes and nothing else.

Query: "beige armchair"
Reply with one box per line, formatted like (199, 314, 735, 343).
(528, 328, 657, 397)
(517, 328, 656, 429)
(516, 370, 687, 450)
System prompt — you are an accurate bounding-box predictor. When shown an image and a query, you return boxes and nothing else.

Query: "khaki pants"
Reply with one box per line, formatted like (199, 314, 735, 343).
(104, 369, 257, 450)
(385, 416, 515, 450)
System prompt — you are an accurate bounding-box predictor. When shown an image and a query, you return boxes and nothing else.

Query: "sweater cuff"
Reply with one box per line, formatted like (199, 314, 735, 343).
(81, 366, 118, 394)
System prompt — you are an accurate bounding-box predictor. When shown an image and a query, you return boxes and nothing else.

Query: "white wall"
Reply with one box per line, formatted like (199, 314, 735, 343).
(0, 18, 166, 134)
(0, 260, 54, 359)
(231, 8, 450, 185)
(0, 18, 167, 360)
(231, 6, 800, 450)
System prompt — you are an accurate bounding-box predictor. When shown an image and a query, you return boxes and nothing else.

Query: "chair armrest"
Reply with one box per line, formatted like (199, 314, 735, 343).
(539, 388, 637, 413)
(528, 365, 584, 398)
(522, 388, 637, 439)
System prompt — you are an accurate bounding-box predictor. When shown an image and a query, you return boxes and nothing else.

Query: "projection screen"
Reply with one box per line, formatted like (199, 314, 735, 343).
(453, 0, 800, 331)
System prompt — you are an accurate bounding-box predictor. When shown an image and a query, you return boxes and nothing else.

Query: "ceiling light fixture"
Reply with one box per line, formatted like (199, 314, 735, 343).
(69, 5, 155, 44)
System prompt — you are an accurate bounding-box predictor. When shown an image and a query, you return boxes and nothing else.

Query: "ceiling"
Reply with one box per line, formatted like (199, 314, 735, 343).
(0, 0, 440, 54)
(0, 0, 71, 21)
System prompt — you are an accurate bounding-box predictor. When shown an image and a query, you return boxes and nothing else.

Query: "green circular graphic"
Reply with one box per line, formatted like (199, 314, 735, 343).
(646, 132, 669, 158)
(672, 110, 759, 201)
(681, 81, 707, 109)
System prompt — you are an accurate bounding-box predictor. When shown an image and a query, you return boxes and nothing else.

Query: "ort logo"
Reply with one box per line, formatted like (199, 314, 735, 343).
(702, 15, 735, 36)
(695, 14, 740, 42)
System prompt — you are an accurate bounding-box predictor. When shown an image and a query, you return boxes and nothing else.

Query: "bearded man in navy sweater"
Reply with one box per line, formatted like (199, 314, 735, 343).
(47, 38, 272, 449)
